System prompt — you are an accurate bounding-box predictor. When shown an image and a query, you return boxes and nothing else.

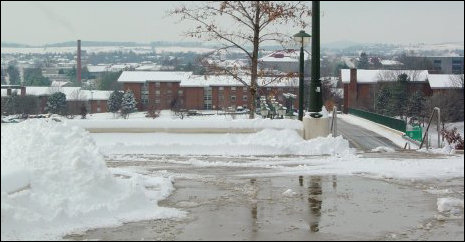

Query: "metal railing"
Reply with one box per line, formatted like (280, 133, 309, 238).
(419, 107, 441, 149)
(330, 107, 337, 137)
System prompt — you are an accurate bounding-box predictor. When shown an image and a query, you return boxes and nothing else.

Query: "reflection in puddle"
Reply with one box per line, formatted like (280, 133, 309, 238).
(308, 176, 323, 232)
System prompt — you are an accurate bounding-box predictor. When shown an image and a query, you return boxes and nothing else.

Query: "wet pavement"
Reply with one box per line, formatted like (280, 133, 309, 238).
(65, 155, 464, 241)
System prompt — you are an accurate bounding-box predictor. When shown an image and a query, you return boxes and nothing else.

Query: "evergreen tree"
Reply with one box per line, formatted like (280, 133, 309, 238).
(357, 52, 369, 69)
(389, 73, 409, 119)
(46, 92, 67, 115)
(107, 90, 123, 114)
(23, 68, 50, 86)
(406, 91, 425, 125)
(120, 90, 137, 119)
(375, 86, 391, 116)
(7, 65, 21, 85)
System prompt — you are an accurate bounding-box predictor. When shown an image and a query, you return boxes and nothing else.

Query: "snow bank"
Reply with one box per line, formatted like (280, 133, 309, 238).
(91, 129, 353, 156)
(1, 120, 183, 240)
(66, 118, 303, 131)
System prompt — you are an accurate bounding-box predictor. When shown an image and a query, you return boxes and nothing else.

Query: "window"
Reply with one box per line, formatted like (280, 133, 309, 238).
(231, 96, 236, 102)
(167, 90, 172, 95)
(178, 90, 183, 95)
(219, 95, 224, 101)
(433, 60, 442, 64)
(155, 99, 160, 104)
(231, 87, 236, 92)
(155, 82, 160, 87)
(243, 87, 247, 92)
(242, 95, 248, 101)
(155, 90, 160, 95)
(167, 82, 172, 87)
(267, 87, 271, 91)
(219, 87, 224, 91)
(97, 107, 101, 112)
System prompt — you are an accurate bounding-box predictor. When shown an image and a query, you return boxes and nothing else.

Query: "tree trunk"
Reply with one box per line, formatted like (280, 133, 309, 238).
(249, 1, 260, 119)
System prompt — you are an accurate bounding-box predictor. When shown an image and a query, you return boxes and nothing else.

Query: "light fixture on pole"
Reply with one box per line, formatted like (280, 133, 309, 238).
(293, 30, 311, 121)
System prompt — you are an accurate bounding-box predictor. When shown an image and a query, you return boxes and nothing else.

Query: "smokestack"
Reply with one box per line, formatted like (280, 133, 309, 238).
(77, 39, 81, 84)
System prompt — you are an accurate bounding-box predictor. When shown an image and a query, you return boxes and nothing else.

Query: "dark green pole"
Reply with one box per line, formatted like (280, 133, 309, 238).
(309, 1, 322, 118)
(298, 44, 304, 121)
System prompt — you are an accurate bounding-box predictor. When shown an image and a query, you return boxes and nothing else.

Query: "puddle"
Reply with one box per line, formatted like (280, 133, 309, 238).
(65, 174, 447, 241)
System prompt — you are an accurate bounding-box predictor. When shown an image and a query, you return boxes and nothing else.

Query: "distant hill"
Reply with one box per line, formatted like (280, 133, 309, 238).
(44, 41, 146, 47)
(1, 42, 32, 48)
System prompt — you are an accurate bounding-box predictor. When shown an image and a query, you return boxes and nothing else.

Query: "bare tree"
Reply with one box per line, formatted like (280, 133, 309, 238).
(171, 1, 311, 118)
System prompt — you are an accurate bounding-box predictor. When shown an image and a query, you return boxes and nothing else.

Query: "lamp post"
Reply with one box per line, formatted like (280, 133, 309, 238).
(293, 30, 311, 121)
(309, 1, 322, 118)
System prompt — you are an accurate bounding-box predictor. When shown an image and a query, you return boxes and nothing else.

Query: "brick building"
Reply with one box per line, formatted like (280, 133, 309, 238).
(341, 68, 463, 113)
(117, 71, 300, 111)
(1, 86, 111, 115)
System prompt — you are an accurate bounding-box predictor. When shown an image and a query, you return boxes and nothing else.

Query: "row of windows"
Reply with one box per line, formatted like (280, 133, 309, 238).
(219, 95, 248, 102)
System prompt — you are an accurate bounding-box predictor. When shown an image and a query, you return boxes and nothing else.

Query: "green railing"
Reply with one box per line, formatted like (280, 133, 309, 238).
(348, 108, 406, 133)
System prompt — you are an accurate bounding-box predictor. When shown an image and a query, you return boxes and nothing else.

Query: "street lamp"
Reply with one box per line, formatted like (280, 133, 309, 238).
(293, 30, 311, 121)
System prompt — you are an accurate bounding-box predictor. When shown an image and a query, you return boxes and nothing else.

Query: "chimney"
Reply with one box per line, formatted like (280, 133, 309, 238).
(20, 86, 26, 96)
(77, 40, 81, 84)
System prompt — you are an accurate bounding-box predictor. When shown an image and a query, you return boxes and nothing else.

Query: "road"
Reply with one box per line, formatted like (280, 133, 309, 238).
(337, 118, 399, 151)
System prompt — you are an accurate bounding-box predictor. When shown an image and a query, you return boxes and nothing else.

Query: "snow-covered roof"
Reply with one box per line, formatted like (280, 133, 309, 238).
(259, 49, 310, 63)
(87, 65, 109, 73)
(428, 74, 464, 89)
(341, 69, 429, 84)
(51, 81, 70, 87)
(180, 75, 299, 87)
(118, 71, 192, 83)
(380, 60, 403, 66)
(0, 86, 111, 100)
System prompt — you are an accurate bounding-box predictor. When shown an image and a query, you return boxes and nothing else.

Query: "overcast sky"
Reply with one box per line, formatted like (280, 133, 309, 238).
(1, 1, 464, 46)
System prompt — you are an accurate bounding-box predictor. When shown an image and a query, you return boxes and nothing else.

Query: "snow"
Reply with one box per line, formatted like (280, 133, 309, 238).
(1, 120, 184, 240)
(437, 198, 464, 213)
(428, 74, 464, 89)
(117, 71, 191, 83)
(90, 130, 353, 156)
(117, 71, 299, 87)
(338, 114, 416, 149)
(282, 189, 297, 197)
(340, 69, 429, 84)
(371, 146, 396, 153)
(65, 115, 303, 131)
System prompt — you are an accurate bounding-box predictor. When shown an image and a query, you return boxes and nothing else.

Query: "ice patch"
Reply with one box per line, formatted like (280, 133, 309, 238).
(1, 120, 184, 240)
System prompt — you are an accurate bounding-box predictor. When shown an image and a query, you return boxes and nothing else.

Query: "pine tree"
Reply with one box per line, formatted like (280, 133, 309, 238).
(107, 90, 123, 114)
(357, 52, 369, 69)
(407, 91, 425, 125)
(46, 92, 67, 115)
(375, 86, 391, 116)
(389, 74, 409, 119)
(120, 90, 137, 119)
(7, 65, 21, 85)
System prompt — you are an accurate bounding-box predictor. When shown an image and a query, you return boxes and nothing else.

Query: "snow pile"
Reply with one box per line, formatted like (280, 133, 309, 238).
(371, 146, 396, 153)
(437, 197, 464, 214)
(417, 145, 456, 155)
(91, 129, 353, 156)
(1, 120, 183, 240)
